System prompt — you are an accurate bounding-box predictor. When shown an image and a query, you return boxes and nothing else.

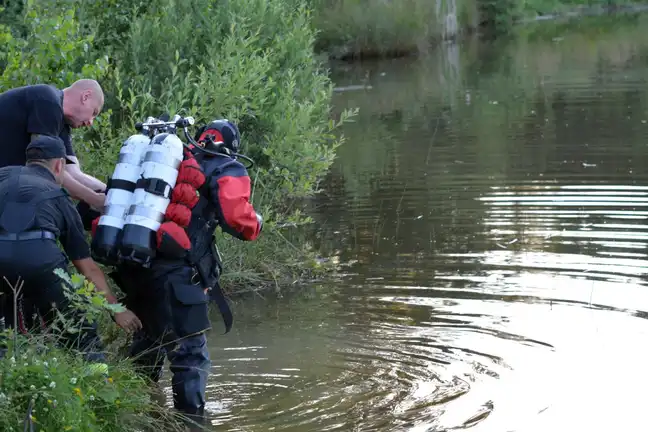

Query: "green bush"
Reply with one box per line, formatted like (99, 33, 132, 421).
(475, 0, 638, 35)
(0, 0, 352, 424)
(0, 271, 181, 432)
(0, 343, 172, 432)
(0, 0, 355, 291)
(311, 0, 441, 58)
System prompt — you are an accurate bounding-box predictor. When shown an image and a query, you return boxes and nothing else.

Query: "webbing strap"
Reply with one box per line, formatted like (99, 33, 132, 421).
(106, 177, 136, 193)
(136, 177, 172, 199)
(209, 284, 233, 334)
(0, 230, 56, 241)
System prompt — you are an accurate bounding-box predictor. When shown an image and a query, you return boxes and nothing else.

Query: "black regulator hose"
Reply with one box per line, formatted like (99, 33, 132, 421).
(181, 126, 256, 169)
(134, 115, 256, 169)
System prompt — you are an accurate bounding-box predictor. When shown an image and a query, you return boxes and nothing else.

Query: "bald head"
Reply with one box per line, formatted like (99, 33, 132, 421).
(62, 78, 104, 128)
(69, 79, 104, 104)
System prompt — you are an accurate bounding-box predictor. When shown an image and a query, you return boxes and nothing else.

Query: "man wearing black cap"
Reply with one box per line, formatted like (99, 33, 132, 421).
(0, 135, 141, 361)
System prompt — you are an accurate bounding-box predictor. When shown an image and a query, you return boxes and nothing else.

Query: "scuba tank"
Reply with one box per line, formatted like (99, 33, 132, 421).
(90, 114, 257, 268)
(90, 132, 151, 265)
(118, 131, 185, 267)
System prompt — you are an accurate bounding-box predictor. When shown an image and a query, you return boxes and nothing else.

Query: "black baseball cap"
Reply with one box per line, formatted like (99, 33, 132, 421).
(26, 135, 74, 164)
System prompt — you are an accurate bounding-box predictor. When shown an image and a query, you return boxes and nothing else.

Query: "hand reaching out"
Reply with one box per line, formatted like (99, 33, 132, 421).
(114, 309, 142, 333)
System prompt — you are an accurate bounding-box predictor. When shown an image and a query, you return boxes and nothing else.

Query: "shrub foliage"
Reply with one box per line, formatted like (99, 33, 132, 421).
(0, 0, 355, 290)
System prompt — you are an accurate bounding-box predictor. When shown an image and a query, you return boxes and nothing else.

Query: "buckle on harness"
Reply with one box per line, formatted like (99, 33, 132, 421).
(191, 267, 213, 296)
(135, 178, 172, 199)
(190, 268, 201, 286)
(190, 267, 212, 295)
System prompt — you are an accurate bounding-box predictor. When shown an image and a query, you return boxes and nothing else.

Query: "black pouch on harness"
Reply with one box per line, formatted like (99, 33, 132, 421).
(168, 270, 211, 337)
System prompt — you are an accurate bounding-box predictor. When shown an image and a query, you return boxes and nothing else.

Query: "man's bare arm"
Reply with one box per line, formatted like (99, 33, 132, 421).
(62, 170, 106, 210)
(72, 257, 118, 304)
(71, 258, 142, 332)
(65, 156, 107, 191)
(30, 134, 106, 209)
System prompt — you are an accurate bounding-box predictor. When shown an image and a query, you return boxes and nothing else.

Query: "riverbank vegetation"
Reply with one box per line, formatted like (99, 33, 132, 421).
(0, 0, 356, 293)
(0, 336, 176, 431)
(0, 273, 187, 431)
(308, 0, 648, 59)
(0, 0, 354, 428)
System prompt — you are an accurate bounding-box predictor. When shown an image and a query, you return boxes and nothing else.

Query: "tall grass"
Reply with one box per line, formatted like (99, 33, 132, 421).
(0, 274, 186, 431)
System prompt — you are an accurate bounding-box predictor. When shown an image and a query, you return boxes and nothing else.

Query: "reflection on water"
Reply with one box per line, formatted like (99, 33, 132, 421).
(171, 14, 648, 431)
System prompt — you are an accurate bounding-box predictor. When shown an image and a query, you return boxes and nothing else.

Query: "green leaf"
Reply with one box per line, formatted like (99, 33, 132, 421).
(70, 273, 84, 289)
(105, 303, 127, 314)
(53, 268, 72, 286)
(95, 386, 119, 403)
(90, 296, 104, 307)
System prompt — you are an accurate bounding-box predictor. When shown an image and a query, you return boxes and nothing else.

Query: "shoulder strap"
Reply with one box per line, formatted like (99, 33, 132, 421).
(191, 163, 219, 225)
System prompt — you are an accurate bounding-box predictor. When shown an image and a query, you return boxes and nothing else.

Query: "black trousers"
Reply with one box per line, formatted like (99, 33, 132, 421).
(114, 264, 212, 424)
(0, 258, 106, 363)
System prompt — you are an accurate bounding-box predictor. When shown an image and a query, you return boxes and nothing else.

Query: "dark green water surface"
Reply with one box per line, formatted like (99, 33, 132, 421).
(177, 14, 648, 432)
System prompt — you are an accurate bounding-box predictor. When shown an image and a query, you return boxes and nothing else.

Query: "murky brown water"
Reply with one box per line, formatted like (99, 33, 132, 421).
(170, 14, 648, 431)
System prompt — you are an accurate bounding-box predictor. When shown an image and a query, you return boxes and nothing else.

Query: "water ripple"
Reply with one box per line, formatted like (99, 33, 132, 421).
(161, 20, 648, 432)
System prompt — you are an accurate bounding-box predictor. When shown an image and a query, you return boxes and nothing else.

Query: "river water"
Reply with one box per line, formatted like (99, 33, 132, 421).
(188, 14, 648, 431)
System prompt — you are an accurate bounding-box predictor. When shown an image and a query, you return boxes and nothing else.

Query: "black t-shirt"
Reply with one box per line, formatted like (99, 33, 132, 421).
(0, 165, 90, 266)
(0, 84, 76, 168)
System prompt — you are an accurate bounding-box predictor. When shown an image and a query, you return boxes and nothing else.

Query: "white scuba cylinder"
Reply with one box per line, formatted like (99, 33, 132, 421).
(119, 132, 185, 267)
(91, 133, 151, 265)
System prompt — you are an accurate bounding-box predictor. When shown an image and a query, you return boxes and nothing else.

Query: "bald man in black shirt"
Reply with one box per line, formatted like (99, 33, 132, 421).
(0, 79, 107, 210)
